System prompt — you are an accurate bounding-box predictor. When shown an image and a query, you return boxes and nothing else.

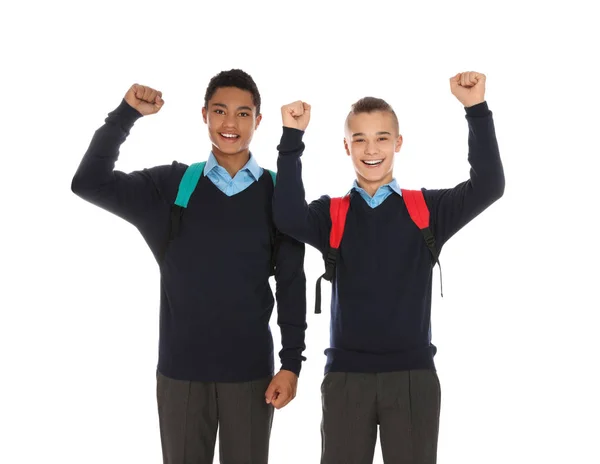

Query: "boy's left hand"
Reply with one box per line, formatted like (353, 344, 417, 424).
(265, 370, 298, 409)
(450, 71, 486, 107)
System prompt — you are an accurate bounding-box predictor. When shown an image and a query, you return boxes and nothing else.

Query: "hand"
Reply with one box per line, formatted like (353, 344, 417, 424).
(124, 84, 164, 116)
(450, 71, 486, 108)
(281, 101, 311, 131)
(265, 370, 298, 409)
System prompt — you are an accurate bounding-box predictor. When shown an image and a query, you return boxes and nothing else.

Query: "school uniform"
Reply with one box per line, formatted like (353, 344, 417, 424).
(273, 101, 504, 463)
(72, 99, 307, 463)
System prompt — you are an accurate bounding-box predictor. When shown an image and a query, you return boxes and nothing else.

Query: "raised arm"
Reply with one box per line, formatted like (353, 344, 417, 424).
(71, 84, 172, 226)
(424, 72, 505, 246)
(273, 101, 331, 254)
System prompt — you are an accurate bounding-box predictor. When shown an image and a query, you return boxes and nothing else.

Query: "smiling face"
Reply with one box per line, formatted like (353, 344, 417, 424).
(201, 86, 262, 158)
(344, 109, 403, 189)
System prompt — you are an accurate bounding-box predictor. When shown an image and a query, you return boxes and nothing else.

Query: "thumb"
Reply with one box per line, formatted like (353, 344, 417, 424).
(449, 73, 461, 86)
(303, 102, 311, 113)
(291, 101, 305, 116)
(265, 382, 279, 404)
(272, 393, 285, 409)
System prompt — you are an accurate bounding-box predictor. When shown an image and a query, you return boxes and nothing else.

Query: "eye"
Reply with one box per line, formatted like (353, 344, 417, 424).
(378, 137, 389, 142)
(354, 139, 365, 143)
(214, 109, 225, 115)
(239, 112, 250, 117)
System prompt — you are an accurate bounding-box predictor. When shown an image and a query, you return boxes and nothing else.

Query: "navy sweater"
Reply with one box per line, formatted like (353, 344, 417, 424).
(72, 99, 307, 382)
(273, 102, 504, 374)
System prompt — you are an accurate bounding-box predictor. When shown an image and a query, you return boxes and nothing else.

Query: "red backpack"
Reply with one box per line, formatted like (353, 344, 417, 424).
(314, 189, 443, 314)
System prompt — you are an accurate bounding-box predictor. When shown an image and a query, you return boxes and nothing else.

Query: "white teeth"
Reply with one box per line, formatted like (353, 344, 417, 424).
(221, 133, 238, 138)
(363, 160, 383, 165)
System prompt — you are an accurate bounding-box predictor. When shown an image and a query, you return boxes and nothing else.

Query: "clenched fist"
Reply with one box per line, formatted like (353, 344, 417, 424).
(450, 72, 486, 108)
(265, 370, 298, 410)
(124, 84, 165, 116)
(281, 101, 311, 131)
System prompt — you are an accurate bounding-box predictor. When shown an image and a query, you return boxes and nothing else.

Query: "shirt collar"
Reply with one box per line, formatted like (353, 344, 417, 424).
(352, 178, 402, 198)
(205, 152, 261, 181)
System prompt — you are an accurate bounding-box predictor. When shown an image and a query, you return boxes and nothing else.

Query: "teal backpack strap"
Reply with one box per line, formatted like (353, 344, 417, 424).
(266, 169, 276, 186)
(175, 161, 206, 208)
(159, 162, 206, 264)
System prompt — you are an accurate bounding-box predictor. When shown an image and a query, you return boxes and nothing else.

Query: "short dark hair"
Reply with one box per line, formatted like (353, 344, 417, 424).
(346, 96, 399, 133)
(204, 69, 261, 115)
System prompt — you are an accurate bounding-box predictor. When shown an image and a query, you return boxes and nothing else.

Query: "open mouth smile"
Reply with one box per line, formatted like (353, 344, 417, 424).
(362, 159, 383, 167)
(219, 132, 240, 142)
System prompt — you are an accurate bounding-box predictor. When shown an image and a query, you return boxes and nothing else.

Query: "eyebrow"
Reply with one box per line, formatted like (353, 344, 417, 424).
(212, 103, 253, 112)
(352, 131, 392, 137)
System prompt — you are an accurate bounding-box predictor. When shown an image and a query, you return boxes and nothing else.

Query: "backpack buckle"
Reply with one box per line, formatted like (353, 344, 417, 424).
(323, 247, 339, 281)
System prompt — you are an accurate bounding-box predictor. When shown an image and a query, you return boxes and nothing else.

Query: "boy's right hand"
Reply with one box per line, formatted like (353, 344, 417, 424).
(281, 101, 311, 131)
(124, 84, 164, 116)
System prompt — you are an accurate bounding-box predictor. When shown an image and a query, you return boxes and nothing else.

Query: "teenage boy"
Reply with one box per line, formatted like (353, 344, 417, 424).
(71, 69, 307, 464)
(273, 71, 504, 463)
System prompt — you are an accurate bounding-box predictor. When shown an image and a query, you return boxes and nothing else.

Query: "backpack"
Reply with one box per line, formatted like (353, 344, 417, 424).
(314, 189, 443, 313)
(158, 161, 279, 273)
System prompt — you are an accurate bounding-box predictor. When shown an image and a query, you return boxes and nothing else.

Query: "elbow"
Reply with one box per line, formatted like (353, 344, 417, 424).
(493, 170, 506, 200)
(272, 203, 298, 236)
(71, 170, 97, 200)
(478, 162, 505, 203)
(489, 181, 505, 203)
(273, 214, 297, 237)
(71, 173, 85, 196)
(484, 171, 505, 204)
(71, 171, 93, 199)
(273, 207, 309, 239)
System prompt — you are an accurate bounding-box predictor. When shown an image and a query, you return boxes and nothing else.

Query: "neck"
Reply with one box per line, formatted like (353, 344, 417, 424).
(212, 148, 250, 177)
(356, 173, 394, 197)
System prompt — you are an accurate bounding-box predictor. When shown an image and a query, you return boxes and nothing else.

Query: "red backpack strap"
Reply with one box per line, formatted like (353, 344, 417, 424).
(401, 189, 430, 229)
(402, 189, 444, 297)
(329, 196, 351, 248)
(315, 195, 351, 314)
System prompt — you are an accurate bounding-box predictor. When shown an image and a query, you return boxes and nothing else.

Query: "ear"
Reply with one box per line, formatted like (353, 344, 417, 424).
(344, 138, 351, 156)
(255, 113, 263, 129)
(395, 134, 403, 153)
(202, 106, 208, 124)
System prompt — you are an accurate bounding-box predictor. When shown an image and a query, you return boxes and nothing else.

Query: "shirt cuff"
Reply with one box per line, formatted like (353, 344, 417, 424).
(278, 126, 305, 154)
(112, 98, 144, 130)
(281, 359, 302, 377)
(465, 101, 491, 117)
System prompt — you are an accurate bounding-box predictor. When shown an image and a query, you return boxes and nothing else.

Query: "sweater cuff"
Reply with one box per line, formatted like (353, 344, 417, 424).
(112, 98, 144, 130)
(465, 100, 491, 117)
(278, 126, 305, 155)
(281, 359, 302, 377)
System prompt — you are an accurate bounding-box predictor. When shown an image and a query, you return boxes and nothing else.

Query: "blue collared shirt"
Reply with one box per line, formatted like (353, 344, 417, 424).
(204, 152, 264, 196)
(352, 179, 402, 208)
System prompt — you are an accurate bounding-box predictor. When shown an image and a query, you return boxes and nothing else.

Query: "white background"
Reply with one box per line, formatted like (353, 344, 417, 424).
(2, 1, 599, 463)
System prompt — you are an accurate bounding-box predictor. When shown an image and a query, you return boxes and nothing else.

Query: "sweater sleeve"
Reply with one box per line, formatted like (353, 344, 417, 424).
(71, 99, 174, 227)
(273, 231, 307, 376)
(273, 127, 332, 255)
(423, 101, 505, 248)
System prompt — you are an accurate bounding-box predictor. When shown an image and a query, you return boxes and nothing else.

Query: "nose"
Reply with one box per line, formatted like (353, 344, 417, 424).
(222, 112, 237, 128)
(365, 140, 379, 156)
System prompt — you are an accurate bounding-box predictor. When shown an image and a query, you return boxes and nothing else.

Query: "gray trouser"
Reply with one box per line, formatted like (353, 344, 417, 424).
(156, 371, 274, 464)
(321, 369, 441, 464)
